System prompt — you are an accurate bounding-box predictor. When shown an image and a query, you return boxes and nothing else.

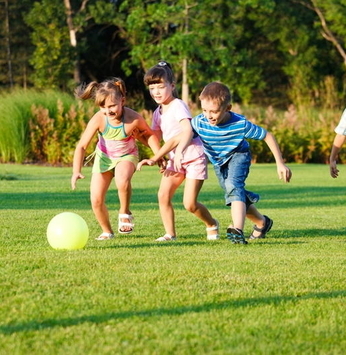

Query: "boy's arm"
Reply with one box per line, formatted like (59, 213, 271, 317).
(264, 131, 292, 183)
(329, 133, 346, 178)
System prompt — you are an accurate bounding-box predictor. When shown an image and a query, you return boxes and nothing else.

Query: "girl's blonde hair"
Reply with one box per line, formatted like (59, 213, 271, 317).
(199, 81, 232, 109)
(75, 77, 126, 106)
(144, 61, 178, 98)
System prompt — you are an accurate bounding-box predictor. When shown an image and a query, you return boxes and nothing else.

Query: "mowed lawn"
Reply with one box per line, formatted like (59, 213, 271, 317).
(1, 163, 345, 355)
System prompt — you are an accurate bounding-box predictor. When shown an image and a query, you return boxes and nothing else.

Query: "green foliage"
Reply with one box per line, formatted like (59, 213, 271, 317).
(28, 100, 95, 165)
(233, 103, 344, 164)
(1, 164, 346, 354)
(0, 0, 34, 88)
(0, 89, 95, 164)
(24, 0, 75, 89)
(2, 0, 346, 109)
(0, 90, 344, 165)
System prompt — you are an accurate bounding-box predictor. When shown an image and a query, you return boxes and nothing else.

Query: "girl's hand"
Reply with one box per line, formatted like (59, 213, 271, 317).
(137, 159, 156, 171)
(71, 173, 85, 190)
(173, 151, 183, 171)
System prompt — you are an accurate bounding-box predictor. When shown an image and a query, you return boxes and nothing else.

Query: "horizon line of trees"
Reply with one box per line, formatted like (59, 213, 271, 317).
(1, 0, 346, 111)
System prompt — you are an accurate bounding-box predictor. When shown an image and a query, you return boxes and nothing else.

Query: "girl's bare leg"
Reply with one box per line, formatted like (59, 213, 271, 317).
(183, 178, 218, 236)
(114, 161, 136, 232)
(90, 171, 114, 234)
(158, 170, 185, 237)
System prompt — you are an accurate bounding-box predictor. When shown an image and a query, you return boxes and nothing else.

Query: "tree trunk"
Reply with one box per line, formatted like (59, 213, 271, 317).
(182, 58, 189, 105)
(63, 0, 81, 83)
(4, 0, 13, 88)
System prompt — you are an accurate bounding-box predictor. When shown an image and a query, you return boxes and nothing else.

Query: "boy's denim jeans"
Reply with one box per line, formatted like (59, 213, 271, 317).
(213, 151, 259, 207)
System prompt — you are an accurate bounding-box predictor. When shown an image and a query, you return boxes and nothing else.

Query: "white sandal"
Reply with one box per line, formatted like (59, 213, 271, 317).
(95, 232, 115, 241)
(156, 234, 176, 242)
(118, 213, 134, 234)
(206, 220, 219, 240)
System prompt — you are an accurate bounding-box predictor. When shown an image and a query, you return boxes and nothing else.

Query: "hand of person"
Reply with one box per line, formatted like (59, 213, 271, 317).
(132, 128, 149, 147)
(330, 161, 339, 178)
(157, 158, 167, 173)
(71, 172, 85, 190)
(173, 151, 183, 171)
(277, 163, 292, 183)
(136, 159, 156, 171)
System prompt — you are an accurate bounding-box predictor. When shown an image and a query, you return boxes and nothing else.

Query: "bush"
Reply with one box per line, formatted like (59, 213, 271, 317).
(0, 89, 344, 165)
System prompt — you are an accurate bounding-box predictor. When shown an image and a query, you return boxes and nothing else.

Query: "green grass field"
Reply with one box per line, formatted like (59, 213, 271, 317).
(1, 163, 345, 354)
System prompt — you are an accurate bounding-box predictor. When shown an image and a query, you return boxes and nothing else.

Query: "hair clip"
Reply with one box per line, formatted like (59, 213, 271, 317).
(158, 61, 167, 66)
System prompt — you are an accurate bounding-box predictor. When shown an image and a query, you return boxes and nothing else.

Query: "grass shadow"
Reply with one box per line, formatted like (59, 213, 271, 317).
(1, 185, 345, 210)
(1, 290, 345, 334)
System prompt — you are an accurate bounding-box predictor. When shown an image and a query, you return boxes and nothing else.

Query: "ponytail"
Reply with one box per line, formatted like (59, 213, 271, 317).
(75, 81, 99, 100)
(75, 77, 127, 106)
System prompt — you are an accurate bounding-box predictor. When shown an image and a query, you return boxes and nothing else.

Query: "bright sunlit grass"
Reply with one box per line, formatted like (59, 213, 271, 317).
(0, 163, 345, 354)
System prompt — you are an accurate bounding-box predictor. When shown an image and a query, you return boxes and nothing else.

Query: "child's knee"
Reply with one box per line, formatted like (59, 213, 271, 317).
(183, 200, 198, 213)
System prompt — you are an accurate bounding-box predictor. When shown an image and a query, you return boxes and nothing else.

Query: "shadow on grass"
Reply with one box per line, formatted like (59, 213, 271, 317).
(88, 227, 346, 249)
(1, 290, 345, 334)
(89, 240, 210, 250)
(272, 228, 346, 239)
(1, 185, 345, 210)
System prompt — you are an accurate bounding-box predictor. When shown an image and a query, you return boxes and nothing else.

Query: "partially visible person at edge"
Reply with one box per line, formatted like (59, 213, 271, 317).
(330, 108, 346, 178)
(71, 77, 161, 240)
(138, 61, 219, 242)
(138, 81, 292, 244)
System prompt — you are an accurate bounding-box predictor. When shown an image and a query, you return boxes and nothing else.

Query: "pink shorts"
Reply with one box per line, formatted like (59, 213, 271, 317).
(166, 155, 208, 180)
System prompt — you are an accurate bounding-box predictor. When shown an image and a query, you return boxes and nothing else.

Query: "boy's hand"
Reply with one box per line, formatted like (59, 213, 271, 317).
(277, 164, 292, 183)
(330, 161, 339, 178)
(157, 158, 167, 173)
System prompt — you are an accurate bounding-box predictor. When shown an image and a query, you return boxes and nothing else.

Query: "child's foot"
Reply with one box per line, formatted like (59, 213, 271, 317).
(226, 227, 248, 244)
(249, 215, 273, 240)
(206, 219, 219, 240)
(118, 214, 134, 234)
(95, 232, 115, 241)
(156, 234, 176, 242)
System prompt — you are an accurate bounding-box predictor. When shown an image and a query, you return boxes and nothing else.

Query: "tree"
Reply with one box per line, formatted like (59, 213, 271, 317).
(25, 0, 117, 89)
(300, 0, 346, 67)
(0, 0, 34, 89)
(25, 0, 75, 89)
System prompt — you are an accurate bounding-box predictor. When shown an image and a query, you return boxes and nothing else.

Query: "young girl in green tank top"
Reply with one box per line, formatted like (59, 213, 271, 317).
(71, 77, 161, 240)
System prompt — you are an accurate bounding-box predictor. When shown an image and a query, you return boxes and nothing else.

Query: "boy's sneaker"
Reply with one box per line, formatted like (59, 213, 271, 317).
(226, 227, 248, 244)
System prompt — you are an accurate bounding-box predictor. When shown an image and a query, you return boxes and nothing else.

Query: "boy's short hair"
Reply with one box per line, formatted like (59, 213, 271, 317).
(199, 82, 232, 109)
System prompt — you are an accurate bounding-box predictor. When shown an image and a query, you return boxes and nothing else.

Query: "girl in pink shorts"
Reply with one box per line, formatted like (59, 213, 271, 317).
(138, 61, 219, 241)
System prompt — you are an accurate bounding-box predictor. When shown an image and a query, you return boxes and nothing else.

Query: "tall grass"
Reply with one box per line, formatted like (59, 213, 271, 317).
(0, 163, 345, 354)
(231, 103, 342, 164)
(0, 89, 344, 165)
(0, 89, 95, 164)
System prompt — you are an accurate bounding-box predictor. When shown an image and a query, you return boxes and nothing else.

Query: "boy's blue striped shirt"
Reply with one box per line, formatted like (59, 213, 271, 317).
(191, 111, 267, 166)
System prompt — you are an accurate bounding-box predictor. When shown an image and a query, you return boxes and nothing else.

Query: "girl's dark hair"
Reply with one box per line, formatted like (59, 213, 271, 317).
(75, 77, 126, 106)
(144, 61, 178, 97)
